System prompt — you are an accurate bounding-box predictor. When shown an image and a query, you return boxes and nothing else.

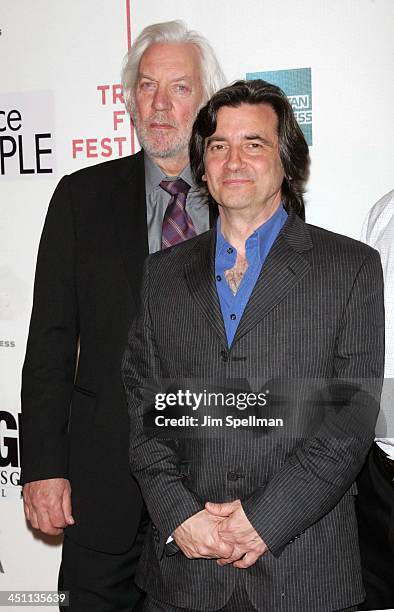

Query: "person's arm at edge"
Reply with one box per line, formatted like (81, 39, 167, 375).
(122, 257, 204, 546)
(21, 176, 79, 533)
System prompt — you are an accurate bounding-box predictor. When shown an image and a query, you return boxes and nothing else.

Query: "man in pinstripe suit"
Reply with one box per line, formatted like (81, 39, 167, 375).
(122, 80, 385, 611)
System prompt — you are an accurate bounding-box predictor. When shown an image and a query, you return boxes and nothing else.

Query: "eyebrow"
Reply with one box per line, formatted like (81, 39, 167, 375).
(206, 134, 272, 146)
(137, 73, 191, 82)
(206, 136, 225, 146)
(245, 134, 271, 144)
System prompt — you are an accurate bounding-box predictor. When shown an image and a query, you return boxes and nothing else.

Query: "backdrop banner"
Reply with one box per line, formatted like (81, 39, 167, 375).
(1, 0, 393, 607)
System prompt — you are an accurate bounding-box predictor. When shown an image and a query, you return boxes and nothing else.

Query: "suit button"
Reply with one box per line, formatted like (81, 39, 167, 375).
(227, 471, 239, 481)
(220, 350, 228, 362)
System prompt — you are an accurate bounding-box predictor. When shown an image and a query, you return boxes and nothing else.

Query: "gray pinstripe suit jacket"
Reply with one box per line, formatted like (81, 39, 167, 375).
(122, 211, 385, 611)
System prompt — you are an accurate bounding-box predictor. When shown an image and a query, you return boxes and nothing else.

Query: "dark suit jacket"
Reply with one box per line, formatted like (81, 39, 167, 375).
(122, 211, 385, 610)
(21, 151, 150, 553)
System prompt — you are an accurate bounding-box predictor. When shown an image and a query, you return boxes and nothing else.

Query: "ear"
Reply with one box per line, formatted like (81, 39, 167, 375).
(202, 173, 207, 181)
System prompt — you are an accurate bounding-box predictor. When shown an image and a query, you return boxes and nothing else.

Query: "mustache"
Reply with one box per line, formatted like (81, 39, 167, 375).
(144, 113, 178, 128)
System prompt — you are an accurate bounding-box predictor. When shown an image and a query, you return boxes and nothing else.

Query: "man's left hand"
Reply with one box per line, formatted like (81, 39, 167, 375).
(205, 499, 268, 568)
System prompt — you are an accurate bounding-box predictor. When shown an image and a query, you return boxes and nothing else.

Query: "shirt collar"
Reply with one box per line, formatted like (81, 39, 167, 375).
(144, 153, 195, 196)
(216, 204, 288, 264)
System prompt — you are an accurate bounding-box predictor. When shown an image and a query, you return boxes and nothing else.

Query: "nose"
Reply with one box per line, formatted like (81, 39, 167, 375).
(224, 146, 245, 172)
(152, 84, 171, 111)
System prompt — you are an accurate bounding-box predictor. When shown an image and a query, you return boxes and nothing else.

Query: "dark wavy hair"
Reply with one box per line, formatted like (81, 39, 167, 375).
(189, 79, 310, 219)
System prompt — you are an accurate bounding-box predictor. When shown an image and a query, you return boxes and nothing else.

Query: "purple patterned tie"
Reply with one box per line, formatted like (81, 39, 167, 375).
(160, 178, 196, 249)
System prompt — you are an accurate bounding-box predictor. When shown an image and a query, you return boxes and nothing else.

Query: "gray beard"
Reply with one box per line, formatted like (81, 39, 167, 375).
(132, 109, 193, 160)
(136, 130, 189, 159)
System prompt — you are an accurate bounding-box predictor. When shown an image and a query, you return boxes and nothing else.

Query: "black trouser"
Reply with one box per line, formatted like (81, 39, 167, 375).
(142, 578, 257, 612)
(58, 523, 147, 611)
(356, 442, 394, 611)
(142, 578, 359, 611)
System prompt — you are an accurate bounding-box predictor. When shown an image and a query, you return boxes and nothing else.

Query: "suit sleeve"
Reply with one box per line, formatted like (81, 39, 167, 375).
(20, 176, 79, 484)
(242, 249, 385, 556)
(122, 258, 204, 542)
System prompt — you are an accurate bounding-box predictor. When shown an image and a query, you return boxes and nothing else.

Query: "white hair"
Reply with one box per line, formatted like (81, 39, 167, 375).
(121, 20, 226, 115)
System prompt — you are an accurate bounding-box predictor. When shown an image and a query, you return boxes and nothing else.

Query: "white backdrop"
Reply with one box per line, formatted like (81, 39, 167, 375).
(1, 0, 393, 609)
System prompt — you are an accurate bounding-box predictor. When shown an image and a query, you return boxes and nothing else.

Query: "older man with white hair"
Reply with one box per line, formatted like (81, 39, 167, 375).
(20, 20, 225, 611)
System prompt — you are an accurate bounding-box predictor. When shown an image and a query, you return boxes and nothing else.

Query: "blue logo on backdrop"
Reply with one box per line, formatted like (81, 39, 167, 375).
(246, 68, 312, 145)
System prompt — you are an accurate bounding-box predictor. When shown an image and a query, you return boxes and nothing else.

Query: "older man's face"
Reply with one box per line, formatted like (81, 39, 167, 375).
(133, 42, 203, 163)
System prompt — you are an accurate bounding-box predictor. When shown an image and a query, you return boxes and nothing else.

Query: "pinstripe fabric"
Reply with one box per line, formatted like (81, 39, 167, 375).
(122, 211, 385, 612)
(142, 582, 359, 611)
(142, 576, 258, 610)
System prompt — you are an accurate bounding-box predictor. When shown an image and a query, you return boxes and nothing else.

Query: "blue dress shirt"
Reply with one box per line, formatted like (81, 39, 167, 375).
(215, 205, 288, 347)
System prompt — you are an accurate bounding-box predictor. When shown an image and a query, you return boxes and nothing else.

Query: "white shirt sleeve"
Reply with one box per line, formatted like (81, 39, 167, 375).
(361, 189, 394, 457)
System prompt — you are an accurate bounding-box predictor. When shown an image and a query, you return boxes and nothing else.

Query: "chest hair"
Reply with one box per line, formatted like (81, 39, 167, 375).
(224, 253, 249, 296)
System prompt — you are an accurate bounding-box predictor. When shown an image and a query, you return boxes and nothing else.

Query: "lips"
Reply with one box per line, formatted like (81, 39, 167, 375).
(222, 178, 252, 186)
(148, 114, 177, 130)
(150, 122, 176, 130)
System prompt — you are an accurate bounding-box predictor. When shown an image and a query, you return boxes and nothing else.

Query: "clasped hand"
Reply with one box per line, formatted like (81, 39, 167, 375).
(173, 499, 268, 568)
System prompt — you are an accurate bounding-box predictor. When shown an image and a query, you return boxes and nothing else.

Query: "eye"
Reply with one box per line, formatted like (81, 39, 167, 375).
(139, 81, 156, 92)
(207, 142, 228, 152)
(246, 142, 262, 149)
(173, 83, 191, 95)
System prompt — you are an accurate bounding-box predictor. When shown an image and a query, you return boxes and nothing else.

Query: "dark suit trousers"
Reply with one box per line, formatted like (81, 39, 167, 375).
(356, 442, 394, 611)
(58, 518, 148, 611)
(141, 577, 359, 612)
(142, 577, 256, 612)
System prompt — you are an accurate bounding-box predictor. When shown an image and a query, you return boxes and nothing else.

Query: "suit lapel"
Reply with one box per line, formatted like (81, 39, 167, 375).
(232, 212, 313, 345)
(184, 230, 228, 346)
(113, 151, 149, 303)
